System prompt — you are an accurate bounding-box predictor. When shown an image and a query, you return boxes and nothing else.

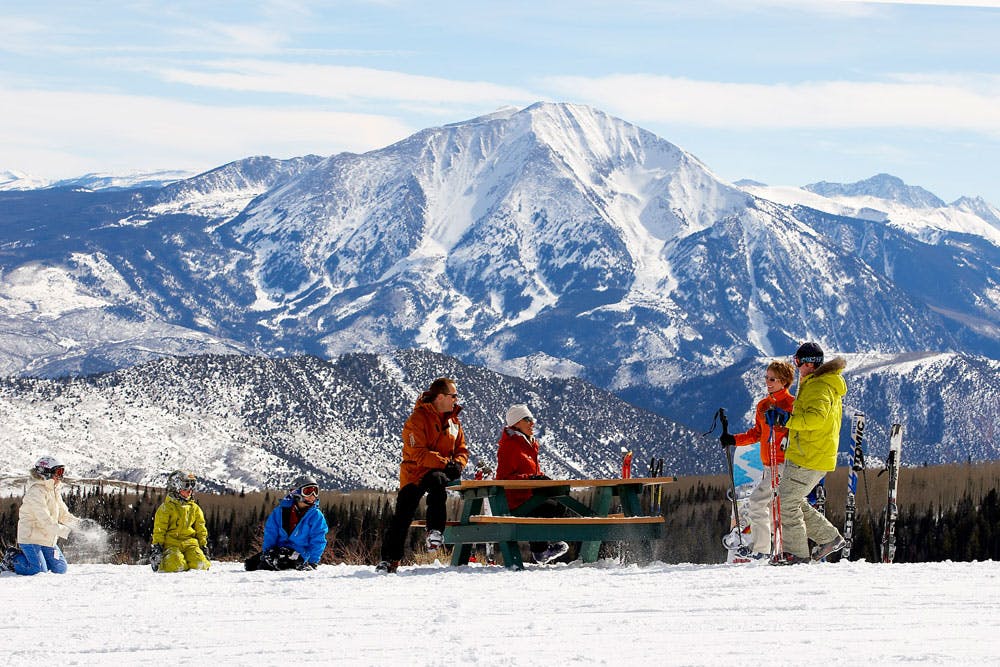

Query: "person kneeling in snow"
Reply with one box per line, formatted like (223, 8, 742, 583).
(1, 456, 80, 576)
(149, 470, 210, 573)
(244, 476, 329, 571)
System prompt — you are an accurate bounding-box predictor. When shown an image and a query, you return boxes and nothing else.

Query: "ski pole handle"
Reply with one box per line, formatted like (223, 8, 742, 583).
(719, 408, 729, 436)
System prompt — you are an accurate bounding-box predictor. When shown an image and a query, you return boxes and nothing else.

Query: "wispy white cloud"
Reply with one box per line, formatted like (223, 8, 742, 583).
(830, 0, 1000, 7)
(155, 59, 538, 108)
(163, 22, 290, 54)
(543, 74, 1000, 134)
(742, 0, 1000, 17)
(0, 86, 414, 178)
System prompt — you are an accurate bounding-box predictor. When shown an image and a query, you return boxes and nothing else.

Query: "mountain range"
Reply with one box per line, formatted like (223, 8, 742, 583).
(0, 350, 712, 491)
(1, 102, 997, 487)
(0, 168, 195, 192)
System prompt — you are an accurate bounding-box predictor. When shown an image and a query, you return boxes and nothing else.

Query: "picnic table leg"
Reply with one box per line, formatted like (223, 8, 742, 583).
(483, 493, 524, 569)
(579, 487, 614, 562)
(497, 541, 524, 570)
(449, 497, 483, 567)
(619, 485, 644, 517)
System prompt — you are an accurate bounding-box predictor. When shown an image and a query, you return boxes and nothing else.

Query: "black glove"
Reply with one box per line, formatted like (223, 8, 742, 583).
(149, 544, 163, 572)
(444, 461, 463, 481)
(296, 560, 318, 571)
(529, 474, 551, 480)
(765, 408, 789, 427)
(720, 433, 736, 448)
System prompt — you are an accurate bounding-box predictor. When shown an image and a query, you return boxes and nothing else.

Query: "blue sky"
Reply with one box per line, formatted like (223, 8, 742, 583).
(3, 0, 999, 204)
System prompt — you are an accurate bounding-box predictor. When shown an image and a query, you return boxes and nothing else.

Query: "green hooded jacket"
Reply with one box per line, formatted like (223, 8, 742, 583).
(151, 495, 208, 549)
(785, 357, 847, 472)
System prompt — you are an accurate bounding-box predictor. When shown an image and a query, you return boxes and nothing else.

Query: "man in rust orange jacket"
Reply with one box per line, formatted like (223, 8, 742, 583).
(376, 377, 468, 573)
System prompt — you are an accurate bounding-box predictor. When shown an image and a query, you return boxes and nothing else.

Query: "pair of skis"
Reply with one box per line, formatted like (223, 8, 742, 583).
(647, 456, 664, 514)
(841, 412, 903, 563)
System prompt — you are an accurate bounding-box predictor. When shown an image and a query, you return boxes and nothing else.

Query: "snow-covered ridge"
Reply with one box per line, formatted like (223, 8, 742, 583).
(738, 176, 1000, 246)
(0, 169, 195, 192)
(0, 169, 50, 190)
(52, 170, 195, 191)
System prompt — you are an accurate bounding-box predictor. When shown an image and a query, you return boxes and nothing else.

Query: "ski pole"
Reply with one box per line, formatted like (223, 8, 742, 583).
(705, 408, 744, 550)
(718, 408, 744, 548)
(764, 407, 787, 559)
(655, 457, 664, 514)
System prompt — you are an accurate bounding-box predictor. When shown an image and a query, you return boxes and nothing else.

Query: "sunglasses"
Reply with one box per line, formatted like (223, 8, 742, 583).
(764, 376, 778, 382)
(52, 467, 66, 477)
(299, 485, 320, 497)
(444, 393, 459, 399)
(521, 416, 535, 424)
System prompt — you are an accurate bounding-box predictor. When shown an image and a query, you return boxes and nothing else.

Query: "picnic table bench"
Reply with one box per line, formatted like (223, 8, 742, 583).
(444, 476, 676, 570)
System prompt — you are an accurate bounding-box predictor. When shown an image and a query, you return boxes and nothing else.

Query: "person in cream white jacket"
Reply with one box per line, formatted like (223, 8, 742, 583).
(2, 456, 79, 575)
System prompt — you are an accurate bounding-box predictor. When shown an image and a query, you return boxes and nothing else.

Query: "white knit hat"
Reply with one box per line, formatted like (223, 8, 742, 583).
(505, 404, 535, 427)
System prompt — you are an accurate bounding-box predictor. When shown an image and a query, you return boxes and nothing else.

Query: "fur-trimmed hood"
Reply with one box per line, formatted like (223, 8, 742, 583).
(809, 356, 847, 378)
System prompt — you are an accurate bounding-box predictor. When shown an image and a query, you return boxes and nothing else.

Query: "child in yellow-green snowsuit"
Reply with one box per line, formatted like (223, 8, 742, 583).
(150, 470, 210, 572)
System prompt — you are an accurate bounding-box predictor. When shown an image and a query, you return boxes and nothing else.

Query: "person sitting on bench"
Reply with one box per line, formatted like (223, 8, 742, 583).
(495, 404, 570, 564)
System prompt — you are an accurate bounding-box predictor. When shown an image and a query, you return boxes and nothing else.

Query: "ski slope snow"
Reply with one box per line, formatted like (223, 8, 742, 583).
(1, 559, 997, 664)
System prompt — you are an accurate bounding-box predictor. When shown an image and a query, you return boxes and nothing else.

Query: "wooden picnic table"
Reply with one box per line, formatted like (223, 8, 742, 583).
(444, 476, 676, 570)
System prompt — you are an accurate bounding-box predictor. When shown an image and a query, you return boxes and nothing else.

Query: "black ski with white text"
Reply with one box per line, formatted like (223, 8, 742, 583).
(841, 412, 865, 559)
(880, 423, 903, 563)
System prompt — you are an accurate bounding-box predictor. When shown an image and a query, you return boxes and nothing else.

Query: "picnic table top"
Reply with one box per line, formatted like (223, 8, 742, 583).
(451, 476, 677, 491)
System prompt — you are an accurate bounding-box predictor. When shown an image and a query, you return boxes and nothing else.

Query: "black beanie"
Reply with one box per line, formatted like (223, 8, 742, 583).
(794, 341, 824, 365)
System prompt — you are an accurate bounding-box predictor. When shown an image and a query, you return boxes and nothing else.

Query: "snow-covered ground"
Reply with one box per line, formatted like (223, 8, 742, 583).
(2, 558, 997, 665)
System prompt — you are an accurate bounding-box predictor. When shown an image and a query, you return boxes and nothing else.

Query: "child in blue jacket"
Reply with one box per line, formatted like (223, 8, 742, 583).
(244, 476, 329, 571)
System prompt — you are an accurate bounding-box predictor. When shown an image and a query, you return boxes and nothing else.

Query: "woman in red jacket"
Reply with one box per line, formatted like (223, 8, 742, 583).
(495, 404, 569, 565)
(720, 360, 796, 558)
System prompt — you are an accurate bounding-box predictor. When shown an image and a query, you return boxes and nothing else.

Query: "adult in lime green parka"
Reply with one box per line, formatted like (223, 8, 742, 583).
(785, 357, 847, 471)
(151, 471, 210, 573)
(775, 343, 847, 564)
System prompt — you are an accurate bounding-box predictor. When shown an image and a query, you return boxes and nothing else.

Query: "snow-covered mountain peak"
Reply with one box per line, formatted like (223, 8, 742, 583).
(452, 105, 521, 125)
(805, 173, 946, 209)
(952, 196, 1000, 229)
(231, 103, 750, 302)
(50, 170, 195, 191)
(0, 169, 50, 191)
(740, 176, 1000, 247)
(145, 155, 324, 222)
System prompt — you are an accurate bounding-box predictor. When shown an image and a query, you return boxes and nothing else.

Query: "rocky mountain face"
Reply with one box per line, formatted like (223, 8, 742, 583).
(2, 349, 993, 493)
(0, 350, 712, 491)
(0, 102, 997, 481)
